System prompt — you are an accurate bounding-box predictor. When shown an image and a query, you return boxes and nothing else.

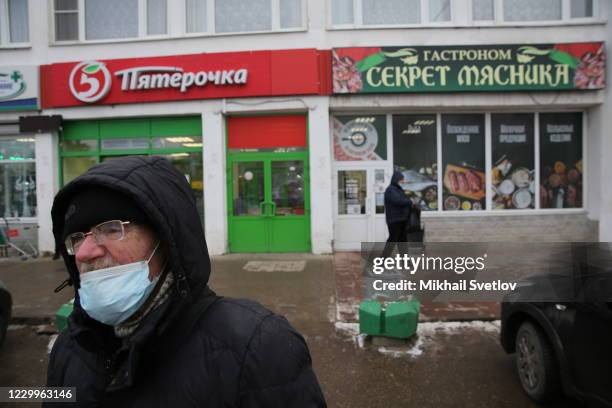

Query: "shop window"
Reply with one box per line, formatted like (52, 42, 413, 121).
(159, 152, 204, 220)
(0, 137, 35, 160)
(187, 0, 304, 35)
(60, 118, 203, 220)
(0, 162, 36, 218)
(232, 161, 264, 216)
(271, 161, 305, 216)
(62, 156, 97, 184)
(100, 138, 149, 150)
(62, 139, 97, 152)
(332, 115, 387, 161)
(471, 0, 597, 23)
(374, 169, 386, 214)
(338, 170, 366, 215)
(441, 114, 486, 211)
(392, 114, 438, 211)
(0, 137, 36, 218)
(0, 0, 29, 45)
(539, 113, 583, 209)
(331, 0, 450, 27)
(152, 136, 203, 149)
(53, 0, 167, 42)
(491, 114, 535, 210)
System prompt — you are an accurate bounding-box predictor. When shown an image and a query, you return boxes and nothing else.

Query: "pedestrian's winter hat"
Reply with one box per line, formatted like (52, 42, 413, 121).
(62, 186, 152, 239)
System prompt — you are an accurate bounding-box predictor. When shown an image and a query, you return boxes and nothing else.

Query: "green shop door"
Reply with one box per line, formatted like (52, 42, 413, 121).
(228, 153, 310, 252)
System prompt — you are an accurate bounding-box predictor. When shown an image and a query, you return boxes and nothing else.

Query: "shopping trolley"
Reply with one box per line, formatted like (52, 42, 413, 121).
(0, 218, 38, 260)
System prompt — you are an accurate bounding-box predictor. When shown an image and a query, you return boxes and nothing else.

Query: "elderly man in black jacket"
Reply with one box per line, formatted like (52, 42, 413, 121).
(382, 171, 413, 257)
(45, 156, 326, 407)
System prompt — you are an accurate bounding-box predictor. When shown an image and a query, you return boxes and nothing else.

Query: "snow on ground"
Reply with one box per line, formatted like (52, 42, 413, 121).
(418, 320, 500, 335)
(335, 320, 501, 358)
(334, 322, 369, 348)
(334, 321, 360, 337)
(335, 301, 358, 321)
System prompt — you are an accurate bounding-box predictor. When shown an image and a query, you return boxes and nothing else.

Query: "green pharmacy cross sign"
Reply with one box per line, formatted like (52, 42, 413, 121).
(10, 71, 23, 82)
(332, 42, 605, 94)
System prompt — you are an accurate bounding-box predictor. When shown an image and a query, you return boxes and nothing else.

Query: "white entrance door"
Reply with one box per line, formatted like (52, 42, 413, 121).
(334, 167, 390, 251)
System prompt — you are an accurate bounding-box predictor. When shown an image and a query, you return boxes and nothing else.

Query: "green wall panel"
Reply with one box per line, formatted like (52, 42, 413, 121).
(150, 117, 202, 137)
(62, 121, 99, 140)
(99, 118, 150, 139)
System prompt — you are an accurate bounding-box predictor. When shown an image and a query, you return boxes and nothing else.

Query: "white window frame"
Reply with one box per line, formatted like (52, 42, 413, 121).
(183, 0, 307, 37)
(468, 0, 604, 26)
(50, 0, 170, 44)
(0, 0, 30, 48)
(327, 0, 456, 29)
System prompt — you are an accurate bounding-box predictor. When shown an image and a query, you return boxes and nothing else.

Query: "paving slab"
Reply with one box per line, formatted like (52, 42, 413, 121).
(0, 258, 72, 322)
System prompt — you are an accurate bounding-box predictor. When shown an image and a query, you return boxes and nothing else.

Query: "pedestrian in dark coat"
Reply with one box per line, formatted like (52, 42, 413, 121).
(45, 156, 326, 407)
(382, 171, 413, 257)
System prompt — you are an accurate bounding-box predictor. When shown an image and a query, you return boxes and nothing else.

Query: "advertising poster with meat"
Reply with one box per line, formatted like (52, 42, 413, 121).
(491, 114, 535, 210)
(332, 42, 605, 94)
(332, 115, 387, 161)
(442, 114, 486, 211)
(392, 115, 438, 211)
(540, 113, 583, 209)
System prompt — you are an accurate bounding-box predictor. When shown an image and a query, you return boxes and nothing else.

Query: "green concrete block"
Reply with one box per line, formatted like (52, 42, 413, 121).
(55, 299, 74, 332)
(384, 300, 420, 339)
(359, 300, 382, 336)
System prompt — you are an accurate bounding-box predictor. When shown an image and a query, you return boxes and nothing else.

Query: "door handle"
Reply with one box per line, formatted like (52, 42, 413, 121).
(260, 201, 270, 216)
(260, 201, 275, 217)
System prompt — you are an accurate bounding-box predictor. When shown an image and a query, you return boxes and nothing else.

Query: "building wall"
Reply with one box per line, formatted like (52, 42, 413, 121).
(423, 213, 598, 242)
(597, 20, 612, 241)
(2, 1, 608, 63)
(0, 0, 609, 253)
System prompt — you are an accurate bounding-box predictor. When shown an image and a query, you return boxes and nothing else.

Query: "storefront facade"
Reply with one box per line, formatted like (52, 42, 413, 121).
(2, 0, 610, 255)
(330, 42, 605, 249)
(38, 49, 332, 254)
(227, 114, 311, 252)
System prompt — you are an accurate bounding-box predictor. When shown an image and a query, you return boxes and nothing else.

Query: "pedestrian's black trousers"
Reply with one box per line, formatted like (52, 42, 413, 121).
(382, 221, 408, 257)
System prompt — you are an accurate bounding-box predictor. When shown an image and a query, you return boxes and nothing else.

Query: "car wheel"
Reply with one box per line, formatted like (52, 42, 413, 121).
(515, 321, 561, 402)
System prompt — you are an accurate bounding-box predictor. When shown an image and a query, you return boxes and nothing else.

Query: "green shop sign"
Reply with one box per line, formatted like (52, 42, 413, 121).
(332, 42, 605, 94)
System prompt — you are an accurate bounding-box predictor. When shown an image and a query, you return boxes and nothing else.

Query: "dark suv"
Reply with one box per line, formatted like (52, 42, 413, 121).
(501, 272, 612, 407)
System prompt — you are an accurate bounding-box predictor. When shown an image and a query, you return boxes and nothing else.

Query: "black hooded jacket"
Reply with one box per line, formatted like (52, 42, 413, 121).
(45, 156, 326, 407)
(384, 171, 412, 224)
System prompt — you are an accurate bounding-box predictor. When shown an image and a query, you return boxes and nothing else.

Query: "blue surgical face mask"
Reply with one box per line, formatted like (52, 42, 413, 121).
(78, 242, 160, 326)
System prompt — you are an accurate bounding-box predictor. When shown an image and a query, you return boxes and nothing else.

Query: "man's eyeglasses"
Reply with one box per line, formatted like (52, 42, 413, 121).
(64, 220, 131, 255)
